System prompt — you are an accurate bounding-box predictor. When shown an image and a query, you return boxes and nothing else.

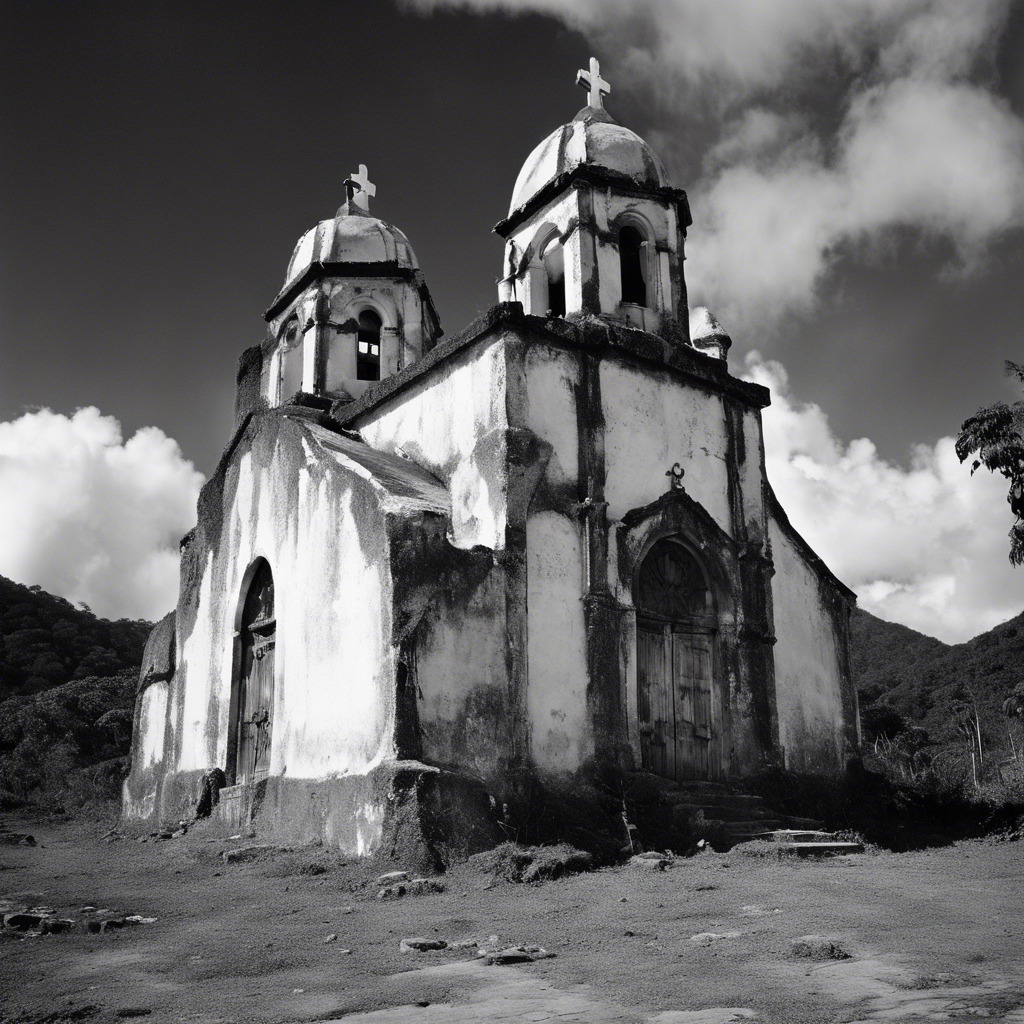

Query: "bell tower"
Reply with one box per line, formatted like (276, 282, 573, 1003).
(262, 164, 441, 407)
(495, 59, 692, 339)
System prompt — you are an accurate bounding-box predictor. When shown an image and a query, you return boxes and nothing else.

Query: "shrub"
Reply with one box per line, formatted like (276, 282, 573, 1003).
(469, 842, 593, 883)
(0, 670, 135, 811)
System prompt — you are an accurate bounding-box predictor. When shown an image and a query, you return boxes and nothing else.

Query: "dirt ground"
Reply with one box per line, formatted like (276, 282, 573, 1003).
(1, 811, 1023, 1024)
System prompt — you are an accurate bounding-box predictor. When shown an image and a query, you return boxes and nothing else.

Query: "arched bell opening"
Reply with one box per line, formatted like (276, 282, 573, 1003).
(540, 235, 566, 317)
(356, 308, 382, 381)
(277, 317, 303, 403)
(618, 225, 648, 307)
(227, 558, 276, 786)
(634, 536, 720, 781)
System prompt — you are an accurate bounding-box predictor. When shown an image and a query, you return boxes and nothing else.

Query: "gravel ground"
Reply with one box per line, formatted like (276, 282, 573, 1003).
(1, 811, 1022, 1023)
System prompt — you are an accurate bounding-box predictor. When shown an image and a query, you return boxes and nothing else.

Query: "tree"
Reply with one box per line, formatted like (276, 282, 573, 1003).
(861, 702, 907, 744)
(1004, 682, 1024, 763)
(956, 360, 1024, 565)
(951, 685, 984, 789)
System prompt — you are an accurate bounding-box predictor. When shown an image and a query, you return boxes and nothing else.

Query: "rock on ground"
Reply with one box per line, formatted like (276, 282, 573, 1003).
(790, 934, 851, 960)
(377, 878, 444, 900)
(400, 937, 448, 953)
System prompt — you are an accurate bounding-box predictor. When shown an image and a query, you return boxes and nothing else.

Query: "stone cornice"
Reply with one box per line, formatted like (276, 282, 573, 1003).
(264, 261, 423, 322)
(494, 164, 692, 239)
(332, 303, 770, 430)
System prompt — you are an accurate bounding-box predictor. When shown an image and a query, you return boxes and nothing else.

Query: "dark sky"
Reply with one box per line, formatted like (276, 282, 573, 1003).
(3, 0, 1024, 478)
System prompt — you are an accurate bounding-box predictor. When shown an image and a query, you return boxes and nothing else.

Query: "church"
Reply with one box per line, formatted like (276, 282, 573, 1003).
(123, 60, 860, 858)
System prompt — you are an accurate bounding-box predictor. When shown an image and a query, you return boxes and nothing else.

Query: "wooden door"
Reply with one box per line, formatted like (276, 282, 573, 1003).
(636, 538, 717, 781)
(672, 630, 713, 779)
(638, 624, 672, 779)
(236, 563, 275, 784)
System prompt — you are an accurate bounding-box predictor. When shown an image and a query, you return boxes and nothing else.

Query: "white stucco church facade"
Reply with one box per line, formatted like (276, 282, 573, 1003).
(124, 61, 860, 860)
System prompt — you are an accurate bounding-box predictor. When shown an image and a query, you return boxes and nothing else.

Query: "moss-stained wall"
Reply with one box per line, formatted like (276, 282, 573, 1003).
(413, 567, 511, 777)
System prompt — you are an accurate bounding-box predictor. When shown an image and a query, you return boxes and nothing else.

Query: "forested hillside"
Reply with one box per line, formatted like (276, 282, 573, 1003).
(0, 575, 150, 700)
(0, 575, 153, 808)
(851, 609, 949, 706)
(851, 607, 1024, 760)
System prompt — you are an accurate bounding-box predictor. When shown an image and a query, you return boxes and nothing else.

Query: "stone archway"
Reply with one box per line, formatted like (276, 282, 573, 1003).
(616, 488, 781, 780)
(635, 537, 719, 781)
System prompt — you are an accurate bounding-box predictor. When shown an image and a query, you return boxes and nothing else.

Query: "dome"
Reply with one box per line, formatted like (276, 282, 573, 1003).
(689, 307, 732, 361)
(508, 108, 669, 217)
(284, 210, 419, 288)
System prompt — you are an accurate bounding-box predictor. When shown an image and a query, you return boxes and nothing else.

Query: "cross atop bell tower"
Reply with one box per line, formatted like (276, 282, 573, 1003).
(576, 57, 610, 111)
(341, 163, 376, 213)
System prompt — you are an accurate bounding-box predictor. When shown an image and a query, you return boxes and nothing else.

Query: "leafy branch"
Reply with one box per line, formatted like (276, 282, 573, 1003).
(956, 360, 1024, 565)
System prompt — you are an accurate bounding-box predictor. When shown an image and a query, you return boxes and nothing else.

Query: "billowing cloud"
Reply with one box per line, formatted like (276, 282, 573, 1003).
(0, 407, 203, 621)
(407, 0, 1024, 334)
(747, 355, 1024, 643)
(689, 77, 1024, 330)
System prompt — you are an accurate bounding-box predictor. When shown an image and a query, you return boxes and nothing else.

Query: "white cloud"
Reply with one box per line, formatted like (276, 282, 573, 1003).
(408, 0, 1024, 333)
(406, 1, 1011, 91)
(406, 0, 920, 89)
(0, 407, 203, 621)
(747, 355, 1024, 642)
(689, 77, 1024, 330)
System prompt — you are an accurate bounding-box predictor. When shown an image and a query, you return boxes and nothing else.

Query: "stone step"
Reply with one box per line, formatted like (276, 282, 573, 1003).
(761, 829, 834, 843)
(740, 829, 865, 855)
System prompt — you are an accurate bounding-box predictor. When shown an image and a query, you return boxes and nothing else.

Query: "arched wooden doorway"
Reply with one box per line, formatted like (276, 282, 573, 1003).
(234, 560, 276, 785)
(636, 538, 718, 780)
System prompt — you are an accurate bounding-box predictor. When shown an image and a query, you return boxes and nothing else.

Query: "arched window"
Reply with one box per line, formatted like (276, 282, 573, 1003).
(541, 236, 566, 317)
(356, 309, 382, 381)
(637, 539, 711, 622)
(619, 225, 647, 307)
(279, 318, 303, 402)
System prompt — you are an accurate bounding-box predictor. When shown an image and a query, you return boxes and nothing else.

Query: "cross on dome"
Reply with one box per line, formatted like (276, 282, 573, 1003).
(576, 57, 610, 110)
(343, 163, 376, 212)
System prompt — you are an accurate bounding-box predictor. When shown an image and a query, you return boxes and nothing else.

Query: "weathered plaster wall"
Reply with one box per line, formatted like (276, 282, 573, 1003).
(601, 358, 737, 530)
(164, 412, 455, 804)
(123, 612, 177, 822)
(768, 514, 847, 773)
(353, 334, 510, 550)
(518, 335, 776, 781)
(526, 511, 591, 775)
(139, 682, 169, 769)
(122, 680, 170, 821)
(524, 344, 580, 486)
